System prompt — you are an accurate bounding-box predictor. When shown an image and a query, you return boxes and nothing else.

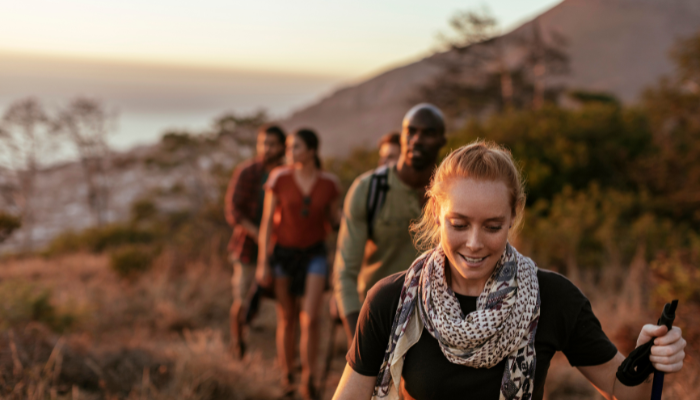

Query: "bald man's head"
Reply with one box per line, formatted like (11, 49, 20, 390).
(402, 103, 446, 131)
(399, 103, 446, 171)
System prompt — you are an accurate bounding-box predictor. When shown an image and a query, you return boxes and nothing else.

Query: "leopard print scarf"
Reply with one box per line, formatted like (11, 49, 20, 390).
(372, 243, 541, 400)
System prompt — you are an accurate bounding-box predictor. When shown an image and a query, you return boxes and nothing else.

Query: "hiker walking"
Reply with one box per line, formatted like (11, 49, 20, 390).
(321, 129, 405, 396)
(333, 141, 687, 400)
(257, 129, 341, 400)
(333, 104, 447, 346)
(225, 124, 286, 359)
(377, 132, 401, 167)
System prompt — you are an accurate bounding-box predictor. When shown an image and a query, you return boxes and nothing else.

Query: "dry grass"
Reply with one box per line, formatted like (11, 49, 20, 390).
(0, 324, 281, 400)
(0, 251, 697, 399)
(0, 252, 285, 399)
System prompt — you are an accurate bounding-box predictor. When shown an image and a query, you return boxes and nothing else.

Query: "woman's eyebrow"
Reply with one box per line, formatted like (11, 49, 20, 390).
(446, 213, 506, 222)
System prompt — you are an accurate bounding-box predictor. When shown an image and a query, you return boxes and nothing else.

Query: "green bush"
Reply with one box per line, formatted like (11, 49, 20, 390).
(109, 245, 157, 278)
(325, 147, 379, 195)
(446, 104, 653, 206)
(45, 223, 158, 255)
(0, 212, 21, 243)
(0, 281, 75, 332)
(130, 198, 158, 223)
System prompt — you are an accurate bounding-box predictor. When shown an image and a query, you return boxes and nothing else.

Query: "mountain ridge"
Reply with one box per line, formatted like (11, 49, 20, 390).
(282, 0, 700, 156)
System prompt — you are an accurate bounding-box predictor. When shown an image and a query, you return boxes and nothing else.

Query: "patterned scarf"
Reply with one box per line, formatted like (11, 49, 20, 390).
(372, 243, 541, 400)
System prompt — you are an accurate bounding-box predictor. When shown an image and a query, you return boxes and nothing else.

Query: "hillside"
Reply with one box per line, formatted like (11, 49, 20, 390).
(282, 0, 700, 156)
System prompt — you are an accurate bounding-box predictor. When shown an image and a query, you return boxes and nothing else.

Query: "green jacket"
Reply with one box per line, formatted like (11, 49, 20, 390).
(333, 166, 423, 316)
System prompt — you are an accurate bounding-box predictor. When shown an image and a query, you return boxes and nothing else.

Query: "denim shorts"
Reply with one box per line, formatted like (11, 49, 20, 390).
(273, 255, 328, 277)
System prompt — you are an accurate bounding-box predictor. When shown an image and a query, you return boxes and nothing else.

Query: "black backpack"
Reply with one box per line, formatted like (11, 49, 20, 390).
(365, 165, 390, 240)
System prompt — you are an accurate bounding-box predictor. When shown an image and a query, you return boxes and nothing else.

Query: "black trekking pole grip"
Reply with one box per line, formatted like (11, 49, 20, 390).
(651, 299, 678, 400)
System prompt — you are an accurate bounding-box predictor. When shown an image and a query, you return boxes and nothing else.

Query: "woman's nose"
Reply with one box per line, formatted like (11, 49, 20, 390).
(464, 228, 483, 251)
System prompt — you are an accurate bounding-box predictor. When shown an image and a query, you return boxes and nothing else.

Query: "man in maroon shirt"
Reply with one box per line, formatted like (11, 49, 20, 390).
(225, 124, 286, 358)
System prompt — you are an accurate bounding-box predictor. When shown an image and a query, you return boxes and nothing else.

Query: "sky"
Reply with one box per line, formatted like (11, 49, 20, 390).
(1, 0, 561, 152)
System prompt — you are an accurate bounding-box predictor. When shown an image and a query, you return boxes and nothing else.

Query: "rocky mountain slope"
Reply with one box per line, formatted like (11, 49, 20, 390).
(282, 0, 700, 156)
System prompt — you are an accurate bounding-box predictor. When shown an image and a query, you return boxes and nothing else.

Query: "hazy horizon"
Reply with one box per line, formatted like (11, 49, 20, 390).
(1, 0, 562, 156)
(0, 51, 345, 153)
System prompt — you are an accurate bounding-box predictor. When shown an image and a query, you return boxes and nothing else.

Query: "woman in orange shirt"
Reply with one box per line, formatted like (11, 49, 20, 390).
(257, 128, 341, 400)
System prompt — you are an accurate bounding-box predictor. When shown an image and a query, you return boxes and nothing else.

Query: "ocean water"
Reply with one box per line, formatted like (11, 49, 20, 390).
(0, 52, 345, 158)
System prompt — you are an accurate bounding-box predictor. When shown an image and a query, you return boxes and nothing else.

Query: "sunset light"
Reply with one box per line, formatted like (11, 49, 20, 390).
(3, 0, 559, 76)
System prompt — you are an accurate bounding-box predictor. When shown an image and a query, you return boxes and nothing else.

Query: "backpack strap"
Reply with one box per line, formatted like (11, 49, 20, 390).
(366, 165, 390, 240)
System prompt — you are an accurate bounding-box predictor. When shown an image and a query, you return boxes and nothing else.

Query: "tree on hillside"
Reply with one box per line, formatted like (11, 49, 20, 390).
(55, 97, 117, 227)
(417, 8, 569, 124)
(145, 130, 219, 210)
(639, 31, 700, 221)
(0, 211, 21, 244)
(144, 110, 269, 211)
(136, 110, 270, 263)
(525, 19, 570, 110)
(0, 98, 57, 249)
(213, 109, 269, 160)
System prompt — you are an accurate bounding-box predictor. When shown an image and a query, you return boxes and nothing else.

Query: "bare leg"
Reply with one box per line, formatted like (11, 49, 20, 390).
(229, 300, 245, 356)
(299, 273, 326, 399)
(230, 263, 256, 358)
(275, 277, 298, 383)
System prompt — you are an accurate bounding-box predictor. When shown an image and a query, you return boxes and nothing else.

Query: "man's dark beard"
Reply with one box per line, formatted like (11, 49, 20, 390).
(406, 146, 435, 171)
(410, 157, 433, 171)
(263, 153, 284, 166)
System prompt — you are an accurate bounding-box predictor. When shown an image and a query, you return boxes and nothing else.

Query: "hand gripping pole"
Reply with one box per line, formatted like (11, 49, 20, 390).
(615, 300, 678, 393)
(651, 300, 678, 400)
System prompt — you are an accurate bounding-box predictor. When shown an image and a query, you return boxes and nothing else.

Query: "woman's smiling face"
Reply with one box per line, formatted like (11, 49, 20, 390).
(438, 177, 513, 296)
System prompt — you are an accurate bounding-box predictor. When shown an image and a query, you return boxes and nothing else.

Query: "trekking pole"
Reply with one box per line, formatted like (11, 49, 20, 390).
(318, 317, 339, 400)
(650, 300, 678, 400)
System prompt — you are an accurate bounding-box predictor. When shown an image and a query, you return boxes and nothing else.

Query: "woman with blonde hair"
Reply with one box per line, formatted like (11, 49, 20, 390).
(333, 141, 686, 400)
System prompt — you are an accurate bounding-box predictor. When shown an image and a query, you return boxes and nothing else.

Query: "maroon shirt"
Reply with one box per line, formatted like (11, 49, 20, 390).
(225, 158, 270, 264)
(266, 166, 340, 249)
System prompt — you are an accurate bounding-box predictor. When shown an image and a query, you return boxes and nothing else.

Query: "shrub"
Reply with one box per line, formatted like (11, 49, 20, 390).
(325, 147, 379, 195)
(45, 223, 158, 255)
(130, 198, 158, 223)
(0, 212, 21, 243)
(446, 104, 653, 206)
(109, 245, 157, 278)
(0, 281, 75, 332)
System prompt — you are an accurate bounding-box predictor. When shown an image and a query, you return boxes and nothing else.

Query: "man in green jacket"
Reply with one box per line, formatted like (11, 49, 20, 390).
(333, 104, 446, 343)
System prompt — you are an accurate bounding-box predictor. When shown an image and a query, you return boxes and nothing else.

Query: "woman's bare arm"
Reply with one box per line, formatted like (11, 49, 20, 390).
(256, 189, 277, 286)
(577, 325, 685, 400)
(332, 364, 376, 400)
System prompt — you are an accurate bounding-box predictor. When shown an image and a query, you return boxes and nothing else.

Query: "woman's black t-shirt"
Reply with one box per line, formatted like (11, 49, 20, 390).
(347, 269, 618, 400)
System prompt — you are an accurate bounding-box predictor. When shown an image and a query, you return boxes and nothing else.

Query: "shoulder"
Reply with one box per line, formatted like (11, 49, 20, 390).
(267, 166, 293, 187)
(365, 271, 406, 314)
(537, 269, 585, 297)
(345, 169, 377, 204)
(235, 159, 262, 176)
(318, 171, 342, 193)
(350, 169, 376, 192)
(537, 268, 588, 311)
